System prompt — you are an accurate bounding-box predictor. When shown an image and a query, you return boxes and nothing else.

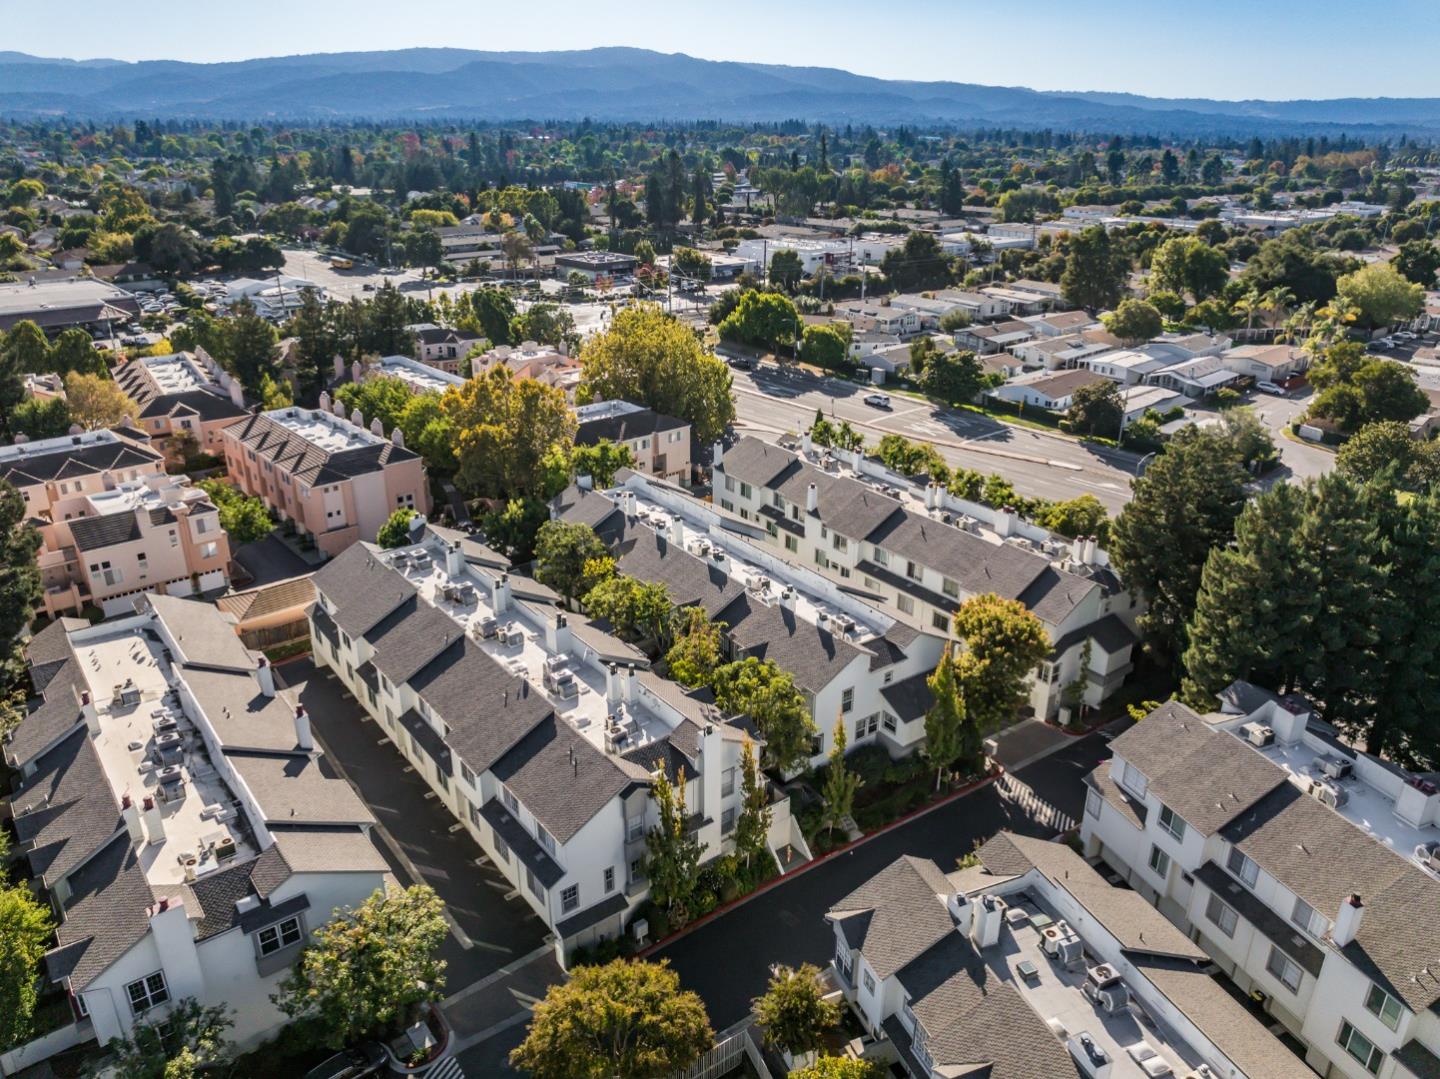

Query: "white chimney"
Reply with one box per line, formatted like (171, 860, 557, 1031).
(806, 483, 818, 514)
(369, 417, 384, 436)
(318, 390, 331, 412)
(668, 515, 684, 546)
(547, 613, 573, 656)
(1082, 536, 1097, 564)
(349, 408, 364, 427)
(1070, 536, 1084, 564)
(605, 662, 621, 705)
(332, 398, 347, 418)
(351, 360, 363, 385)
(712, 440, 725, 468)
(255, 657, 275, 696)
(445, 540, 463, 575)
(142, 796, 165, 844)
(801, 431, 813, 456)
(228, 379, 245, 408)
(623, 664, 638, 703)
(391, 427, 405, 449)
(779, 587, 797, 612)
(1333, 893, 1364, 946)
(293, 704, 313, 751)
(121, 794, 144, 842)
(994, 507, 1014, 538)
(971, 894, 1005, 949)
(80, 691, 100, 734)
(494, 573, 512, 613)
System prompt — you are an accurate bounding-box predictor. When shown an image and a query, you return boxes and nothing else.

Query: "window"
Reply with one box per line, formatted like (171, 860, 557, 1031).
(721, 767, 735, 797)
(931, 611, 949, 631)
(872, 547, 888, 566)
(604, 866, 616, 894)
(862, 969, 876, 995)
(835, 941, 853, 984)
(1227, 847, 1259, 888)
(460, 761, 476, 787)
(905, 560, 922, 582)
(1120, 760, 1148, 798)
(1266, 946, 1302, 993)
(722, 806, 736, 834)
(195, 516, 209, 535)
(526, 865, 543, 900)
(832, 534, 848, 552)
(772, 492, 784, 510)
(1085, 788, 1102, 819)
(784, 535, 798, 554)
(560, 885, 579, 913)
(625, 815, 644, 842)
(1205, 894, 1238, 938)
(1365, 984, 1404, 1031)
(739, 482, 752, 499)
(535, 822, 556, 856)
(1337, 1021, 1383, 1074)
(1157, 804, 1185, 842)
(125, 971, 170, 1015)
(724, 476, 735, 493)
(1292, 896, 1328, 939)
(502, 784, 518, 813)
(200, 541, 219, 560)
(882, 712, 897, 734)
(854, 716, 867, 741)
(1147, 844, 1171, 879)
(897, 594, 915, 615)
(942, 577, 959, 599)
(258, 915, 303, 956)
(841, 688, 854, 714)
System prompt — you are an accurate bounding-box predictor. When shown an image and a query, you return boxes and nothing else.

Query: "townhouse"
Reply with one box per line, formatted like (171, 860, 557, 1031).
(407, 323, 485, 373)
(471, 341, 582, 397)
(220, 404, 429, 557)
(365, 354, 466, 395)
(0, 430, 229, 616)
(711, 435, 1139, 719)
(551, 469, 949, 765)
(111, 351, 250, 453)
(307, 525, 789, 958)
(828, 831, 1312, 1079)
(574, 399, 692, 487)
(1081, 692, 1440, 1079)
(6, 596, 389, 1061)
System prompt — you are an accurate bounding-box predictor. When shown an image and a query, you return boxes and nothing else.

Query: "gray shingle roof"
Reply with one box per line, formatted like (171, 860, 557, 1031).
(613, 528, 745, 619)
(363, 597, 466, 686)
(880, 670, 934, 724)
(9, 656, 85, 767)
(719, 593, 867, 695)
(0, 436, 162, 487)
(68, 512, 142, 552)
(47, 832, 156, 991)
(181, 665, 308, 753)
(189, 846, 294, 941)
(147, 594, 256, 671)
(870, 508, 1049, 606)
(12, 728, 121, 886)
(269, 829, 389, 877)
(576, 407, 688, 446)
(225, 752, 374, 827)
(828, 855, 955, 978)
(226, 410, 419, 484)
(311, 543, 417, 638)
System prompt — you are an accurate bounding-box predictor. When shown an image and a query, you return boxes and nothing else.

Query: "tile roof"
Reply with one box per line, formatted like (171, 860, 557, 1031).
(215, 575, 315, 624)
(828, 855, 955, 978)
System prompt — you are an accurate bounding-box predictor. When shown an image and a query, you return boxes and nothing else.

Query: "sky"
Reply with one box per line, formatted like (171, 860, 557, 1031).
(6, 0, 1440, 101)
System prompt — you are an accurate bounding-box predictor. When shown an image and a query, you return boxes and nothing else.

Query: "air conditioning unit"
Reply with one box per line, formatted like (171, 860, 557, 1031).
(1310, 778, 1348, 808)
(1082, 964, 1129, 1015)
(1314, 755, 1353, 780)
(1242, 722, 1274, 747)
(631, 918, 649, 944)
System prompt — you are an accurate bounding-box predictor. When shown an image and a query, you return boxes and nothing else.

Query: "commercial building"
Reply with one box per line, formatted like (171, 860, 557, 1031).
(712, 435, 1139, 719)
(1082, 690, 1440, 1079)
(554, 251, 638, 282)
(0, 277, 139, 333)
(111, 351, 251, 453)
(6, 596, 389, 1062)
(307, 525, 790, 958)
(574, 400, 692, 487)
(829, 831, 1313, 1078)
(220, 405, 429, 558)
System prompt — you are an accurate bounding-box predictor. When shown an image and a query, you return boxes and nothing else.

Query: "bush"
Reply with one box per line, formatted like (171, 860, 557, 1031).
(845, 745, 893, 788)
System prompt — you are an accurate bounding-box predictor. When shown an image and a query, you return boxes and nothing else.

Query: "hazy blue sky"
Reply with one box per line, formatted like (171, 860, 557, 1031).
(8, 0, 1438, 101)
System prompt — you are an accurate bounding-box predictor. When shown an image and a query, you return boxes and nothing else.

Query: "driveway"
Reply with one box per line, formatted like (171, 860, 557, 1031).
(652, 733, 1111, 1031)
(231, 535, 313, 589)
(274, 658, 550, 997)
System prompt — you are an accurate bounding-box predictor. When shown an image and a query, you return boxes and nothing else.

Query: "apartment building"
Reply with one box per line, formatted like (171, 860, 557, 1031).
(6, 596, 389, 1062)
(471, 342, 582, 397)
(366, 354, 466, 395)
(307, 525, 790, 959)
(551, 470, 948, 766)
(712, 436, 1138, 719)
(828, 831, 1311, 1079)
(220, 405, 429, 557)
(1081, 691, 1440, 1079)
(408, 323, 485, 373)
(111, 351, 250, 452)
(574, 400, 692, 487)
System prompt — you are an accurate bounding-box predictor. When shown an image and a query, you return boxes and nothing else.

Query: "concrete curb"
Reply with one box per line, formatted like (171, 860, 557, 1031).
(642, 770, 1000, 957)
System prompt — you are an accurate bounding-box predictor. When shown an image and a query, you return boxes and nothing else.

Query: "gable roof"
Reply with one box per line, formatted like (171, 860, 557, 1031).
(225, 410, 419, 485)
(68, 511, 142, 552)
(0, 435, 162, 487)
(310, 543, 418, 638)
(12, 727, 121, 886)
(46, 833, 156, 991)
(827, 855, 956, 978)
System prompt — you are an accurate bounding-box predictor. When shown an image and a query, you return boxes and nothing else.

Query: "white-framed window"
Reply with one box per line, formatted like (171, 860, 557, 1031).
(862, 968, 876, 995)
(258, 915, 304, 956)
(882, 712, 897, 734)
(492, 831, 509, 863)
(460, 761, 476, 787)
(1120, 760, 1147, 798)
(721, 767, 735, 797)
(125, 971, 170, 1015)
(1085, 788, 1102, 819)
(841, 688, 854, 714)
(1157, 804, 1185, 842)
(872, 547, 888, 566)
(1266, 946, 1302, 992)
(604, 866, 615, 894)
(526, 865, 542, 899)
(1337, 1020, 1383, 1074)
(1205, 893, 1238, 938)
(200, 541, 219, 559)
(905, 560, 922, 582)
(897, 594, 915, 615)
(560, 885, 579, 913)
(942, 577, 959, 598)
(931, 611, 948, 631)
(625, 815, 644, 842)
(1147, 844, 1171, 879)
(784, 534, 798, 553)
(1292, 896, 1328, 939)
(1365, 983, 1404, 1031)
(535, 821, 556, 856)
(502, 784, 518, 813)
(832, 533, 848, 552)
(722, 806, 736, 833)
(1227, 847, 1259, 888)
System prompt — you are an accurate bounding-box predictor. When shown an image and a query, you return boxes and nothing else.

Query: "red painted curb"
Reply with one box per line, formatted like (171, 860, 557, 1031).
(641, 770, 1001, 957)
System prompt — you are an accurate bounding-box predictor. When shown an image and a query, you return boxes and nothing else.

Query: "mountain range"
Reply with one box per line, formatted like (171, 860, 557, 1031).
(1, 47, 1437, 136)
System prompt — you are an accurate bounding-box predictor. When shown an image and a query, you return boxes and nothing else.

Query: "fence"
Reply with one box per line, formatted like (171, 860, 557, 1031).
(997, 773, 1078, 834)
(681, 1024, 772, 1079)
(238, 618, 311, 650)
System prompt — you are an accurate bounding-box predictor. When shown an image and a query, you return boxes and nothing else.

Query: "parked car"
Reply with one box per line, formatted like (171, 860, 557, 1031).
(864, 393, 892, 409)
(1255, 381, 1287, 396)
(303, 1044, 385, 1079)
(1394, 330, 1418, 341)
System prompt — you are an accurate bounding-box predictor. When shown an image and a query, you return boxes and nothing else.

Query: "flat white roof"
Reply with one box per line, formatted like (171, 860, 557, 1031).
(376, 355, 465, 393)
(0, 428, 122, 464)
(137, 352, 220, 395)
(266, 407, 387, 453)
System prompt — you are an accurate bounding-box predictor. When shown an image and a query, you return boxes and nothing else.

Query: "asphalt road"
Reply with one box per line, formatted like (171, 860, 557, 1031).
(652, 732, 1112, 1032)
(729, 365, 1141, 511)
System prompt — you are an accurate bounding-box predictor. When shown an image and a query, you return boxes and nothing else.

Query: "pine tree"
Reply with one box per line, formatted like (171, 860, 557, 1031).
(924, 644, 966, 790)
(732, 739, 771, 871)
(1183, 483, 1318, 703)
(644, 768, 704, 922)
(821, 716, 861, 838)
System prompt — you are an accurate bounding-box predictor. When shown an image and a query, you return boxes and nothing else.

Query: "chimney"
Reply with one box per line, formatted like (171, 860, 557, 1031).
(801, 431, 813, 456)
(80, 691, 100, 734)
(142, 796, 164, 844)
(994, 507, 1014, 538)
(623, 663, 638, 703)
(1070, 536, 1084, 564)
(1333, 893, 1364, 946)
(668, 515, 684, 547)
(1082, 536, 1097, 565)
(351, 360, 363, 385)
(318, 390, 331, 413)
(12, 433, 27, 445)
(391, 427, 405, 449)
(293, 704, 313, 751)
(576, 472, 594, 491)
(349, 408, 364, 428)
(228, 379, 244, 409)
(712, 440, 725, 468)
(369, 416, 384, 436)
(779, 586, 797, 612)
(925, 482, 940, 511)
(332, 398, 347, 419)
(444, 540, 463, 576)
(605, 662, 621, 705)
(547, 613, 573, 656)
(121, 794, 144, 842)
(494, 573, 512, 613)
(806, 482, 818, 514)
(255, 656, 275, 696)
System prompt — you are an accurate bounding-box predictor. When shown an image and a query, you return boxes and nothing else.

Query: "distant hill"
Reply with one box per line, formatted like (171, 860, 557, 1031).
(1, 46, 1436, 136)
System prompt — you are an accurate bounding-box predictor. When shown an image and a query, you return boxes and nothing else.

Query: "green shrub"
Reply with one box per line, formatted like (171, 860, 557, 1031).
(845, 745, 893, 788)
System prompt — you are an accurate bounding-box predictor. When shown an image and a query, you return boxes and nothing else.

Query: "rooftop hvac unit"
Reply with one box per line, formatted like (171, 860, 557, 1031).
(213, 835, 237, 861)
(1414, 842, 1440, 876)
(1082, 964, 1129, 1015)
(1242, 722, 1274, 747)
(1309, 778, 1348, 808)
(473, 616, 499, 640)
(1313, 754, 1353, 780)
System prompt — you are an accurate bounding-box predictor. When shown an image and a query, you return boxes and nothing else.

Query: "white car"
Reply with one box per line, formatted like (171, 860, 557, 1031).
(863, 393, 892, 410)
(1126, 1041, 1173, 1077)
(1394, 330, 1418, 341)
(1255, 381, 1286, 396)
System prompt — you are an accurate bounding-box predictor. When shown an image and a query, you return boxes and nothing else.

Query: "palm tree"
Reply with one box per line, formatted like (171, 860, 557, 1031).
(1262, 286, 1295, 330)
(1280, 300, 1317, 345)
(1231, 287, 1264, 334)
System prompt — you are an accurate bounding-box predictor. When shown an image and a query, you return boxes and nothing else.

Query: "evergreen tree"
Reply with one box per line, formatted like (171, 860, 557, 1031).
(286, 290, 339, 404)
(732, 738, 772, 871)
(821, 716, 861, 838)
(923, 644, 967, 790)
(644, 768, 704, 923)
(1060, 225, 1127, 311)
(224, 300, 280, 393)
